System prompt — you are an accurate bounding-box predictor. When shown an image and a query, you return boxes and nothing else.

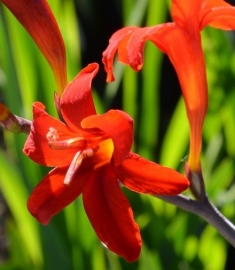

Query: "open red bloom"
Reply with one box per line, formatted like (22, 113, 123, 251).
(23, 63, 189, 261)
(1, 0, 67, 96)
(102, 0, 235, 172)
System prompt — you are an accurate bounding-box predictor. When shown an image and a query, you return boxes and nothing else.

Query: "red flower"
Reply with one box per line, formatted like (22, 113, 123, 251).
(1, 0, 67, 95)
(23, 63, 189, 261)
(102, 0, 235, 172)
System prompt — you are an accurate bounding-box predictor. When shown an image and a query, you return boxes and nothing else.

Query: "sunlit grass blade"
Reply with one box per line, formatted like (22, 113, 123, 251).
(160, 97, 188, 169)
(49, 0, 81, 81)
(137, 0, 167, 160)
(123, 67, 138, 124)
(0, 149, 43, 268)
(1, 6, 45, 118)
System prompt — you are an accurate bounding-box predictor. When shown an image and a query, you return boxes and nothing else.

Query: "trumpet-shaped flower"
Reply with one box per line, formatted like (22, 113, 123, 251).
(23, 63, 189, 261)
(102, 0, 235, 172)
(1, 0, 67, 95)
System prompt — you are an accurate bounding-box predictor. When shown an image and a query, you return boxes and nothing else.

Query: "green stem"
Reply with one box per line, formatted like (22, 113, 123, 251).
(156, 194, 235, 247)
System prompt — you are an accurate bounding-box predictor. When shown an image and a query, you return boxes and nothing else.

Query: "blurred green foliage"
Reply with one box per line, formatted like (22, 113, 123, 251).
(0, 0, 234, 269)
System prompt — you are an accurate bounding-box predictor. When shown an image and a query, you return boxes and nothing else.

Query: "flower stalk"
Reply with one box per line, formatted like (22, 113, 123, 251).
(0, 103, 31, 134)
(157, 194, 235, 248)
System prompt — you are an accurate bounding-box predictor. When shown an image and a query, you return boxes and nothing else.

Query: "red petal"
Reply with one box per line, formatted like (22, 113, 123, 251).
(171, 0, 202, 33)
(126, 25, 165, 71)
(23, 102, 79, 167)
(2, 0, 67, 95)
(102, 26, 138, 82)
(114, 153, 189, 195)
(83, 165, 141, 262)
(200, 0, 235, 30)
(27, 166, 90, 225)
(81, 110, 133, 166)
(60, 63, 98, 132)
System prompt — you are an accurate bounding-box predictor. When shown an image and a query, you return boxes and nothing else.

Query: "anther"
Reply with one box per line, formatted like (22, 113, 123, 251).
(82, 145, 99, 158)
(46, 127, 59, 141)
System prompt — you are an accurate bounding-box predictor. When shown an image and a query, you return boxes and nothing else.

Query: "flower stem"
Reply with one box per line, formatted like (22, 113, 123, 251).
(15, 116, 31, 134)
(156, 194, 235, 247)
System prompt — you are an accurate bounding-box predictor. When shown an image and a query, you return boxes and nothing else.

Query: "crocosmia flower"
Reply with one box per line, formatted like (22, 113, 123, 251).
(23, 63, 189, 261)
(102, 0, 235, 172)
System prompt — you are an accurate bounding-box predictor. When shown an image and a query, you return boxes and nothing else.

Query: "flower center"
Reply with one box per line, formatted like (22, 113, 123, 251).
(46, 127, 108, 185)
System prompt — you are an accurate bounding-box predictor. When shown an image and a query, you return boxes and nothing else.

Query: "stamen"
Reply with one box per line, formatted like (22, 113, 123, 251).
(48, 137, 87, 150)
(46, 127, 109, 151)
(46, 127, 88, 150)
(64, 151, 83, 185)
(64, 146, 100, 185)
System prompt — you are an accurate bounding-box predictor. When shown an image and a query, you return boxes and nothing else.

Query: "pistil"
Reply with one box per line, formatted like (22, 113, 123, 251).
(64, 146, 99, 185)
